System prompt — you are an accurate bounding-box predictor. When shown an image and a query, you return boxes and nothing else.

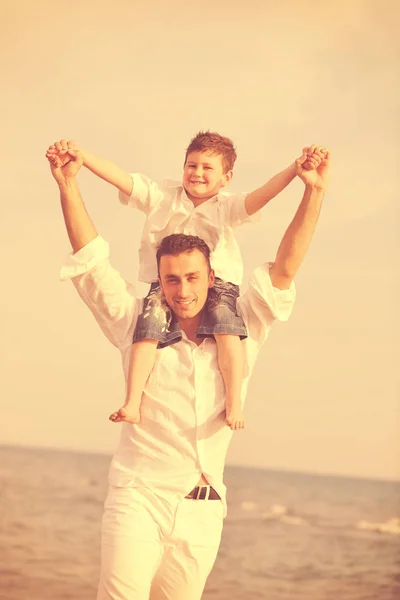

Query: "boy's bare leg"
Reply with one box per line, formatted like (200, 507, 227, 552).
(109, 339, 158, 423)
(214, 334, 244, 431)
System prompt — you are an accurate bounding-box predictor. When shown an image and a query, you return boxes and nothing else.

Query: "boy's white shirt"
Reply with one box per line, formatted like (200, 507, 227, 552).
(119, 174, 261, 285)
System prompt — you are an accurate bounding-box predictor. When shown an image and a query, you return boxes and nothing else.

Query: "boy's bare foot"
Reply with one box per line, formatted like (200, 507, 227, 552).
(225, 409, 245, 431)
(109, 405, 141, 424)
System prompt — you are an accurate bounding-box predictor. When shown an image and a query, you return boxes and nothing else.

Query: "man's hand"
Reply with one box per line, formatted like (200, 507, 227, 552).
(296, 145, 331, 189)
(46, 139, 82, 185)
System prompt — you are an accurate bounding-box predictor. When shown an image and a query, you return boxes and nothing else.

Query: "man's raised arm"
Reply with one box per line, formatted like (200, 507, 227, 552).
(269, 150, 331, 290)
(47, 141, 138, 349)
(47, 141, 97, 253)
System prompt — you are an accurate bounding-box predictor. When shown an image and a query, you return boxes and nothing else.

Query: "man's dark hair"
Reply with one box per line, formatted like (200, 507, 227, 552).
(156, 234, 211, 274)
(185, 131, 237, 173)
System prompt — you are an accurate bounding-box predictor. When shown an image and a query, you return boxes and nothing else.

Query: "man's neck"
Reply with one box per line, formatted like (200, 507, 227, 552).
(178, 317, 202, 345)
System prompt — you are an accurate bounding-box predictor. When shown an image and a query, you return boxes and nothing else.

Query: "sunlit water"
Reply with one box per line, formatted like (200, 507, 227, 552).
(1, 445, 399, 599)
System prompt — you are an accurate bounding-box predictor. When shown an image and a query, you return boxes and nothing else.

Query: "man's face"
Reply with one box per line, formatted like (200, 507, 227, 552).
(159, 249, 215, 322)
(183, 151, 232, 202)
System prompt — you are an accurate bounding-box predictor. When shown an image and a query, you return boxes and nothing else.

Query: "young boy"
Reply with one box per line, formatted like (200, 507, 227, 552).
(47, 133, 324, 431)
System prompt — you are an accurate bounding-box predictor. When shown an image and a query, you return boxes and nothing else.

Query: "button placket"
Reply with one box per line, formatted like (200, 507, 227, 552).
(193, 347, 204, 412)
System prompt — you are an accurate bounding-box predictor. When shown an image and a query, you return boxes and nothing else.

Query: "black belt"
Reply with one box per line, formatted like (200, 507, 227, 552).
(185, 485, 221, 500)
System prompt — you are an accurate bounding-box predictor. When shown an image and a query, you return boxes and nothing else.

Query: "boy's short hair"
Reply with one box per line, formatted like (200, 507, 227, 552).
(185, 131, 237, 173)
(156, 234, 212, 274)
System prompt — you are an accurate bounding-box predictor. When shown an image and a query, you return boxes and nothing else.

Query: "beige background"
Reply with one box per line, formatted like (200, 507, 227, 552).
(1, 0, 399, 480)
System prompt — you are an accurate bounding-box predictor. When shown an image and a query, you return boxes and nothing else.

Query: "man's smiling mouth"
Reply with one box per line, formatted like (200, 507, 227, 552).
(175, 299, 195, 305)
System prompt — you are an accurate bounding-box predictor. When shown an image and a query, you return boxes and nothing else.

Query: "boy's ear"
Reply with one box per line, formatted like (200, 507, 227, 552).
(223, 170, 233, 186)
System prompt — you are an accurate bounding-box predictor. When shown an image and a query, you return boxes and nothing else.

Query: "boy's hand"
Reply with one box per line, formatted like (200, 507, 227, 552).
(46, 139, 78, 165)
(46, 139, 82, 185)
(302, 144, 327, 171)
(296, 147, 331, 189)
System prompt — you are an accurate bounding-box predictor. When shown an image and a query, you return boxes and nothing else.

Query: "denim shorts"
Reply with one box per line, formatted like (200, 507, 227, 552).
(133, 278, 248, 348)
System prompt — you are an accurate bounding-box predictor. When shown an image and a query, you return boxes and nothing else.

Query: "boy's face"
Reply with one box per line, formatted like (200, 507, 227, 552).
(159, 249, 215, 323)
(183, 151, 233, 202)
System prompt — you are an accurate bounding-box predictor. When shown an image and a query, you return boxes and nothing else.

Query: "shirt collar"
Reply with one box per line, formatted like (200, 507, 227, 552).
(177, 183, 220, 205)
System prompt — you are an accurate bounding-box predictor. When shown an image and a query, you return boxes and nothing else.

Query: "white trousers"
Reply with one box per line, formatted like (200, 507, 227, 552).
(97, 486, 224, 600)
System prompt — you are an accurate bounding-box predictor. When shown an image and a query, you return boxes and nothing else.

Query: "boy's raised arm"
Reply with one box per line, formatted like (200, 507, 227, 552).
(244, 145, 326, 217)
(46, 139, 133, 196)
(80, 147, 133, 196)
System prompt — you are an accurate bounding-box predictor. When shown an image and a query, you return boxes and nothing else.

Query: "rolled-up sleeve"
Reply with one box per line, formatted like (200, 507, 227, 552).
(118, 173, 164, 214)
(219, 193, 262, 227)
(60, 236, 139, 348)
(238, 262, 296, 347)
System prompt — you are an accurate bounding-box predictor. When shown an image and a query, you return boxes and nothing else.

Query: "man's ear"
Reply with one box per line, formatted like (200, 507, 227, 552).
(208, 269, 215, 288)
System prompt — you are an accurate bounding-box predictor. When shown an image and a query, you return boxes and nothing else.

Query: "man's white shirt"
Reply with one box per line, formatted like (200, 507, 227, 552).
(60, 236, 295, 515)
(118, 175, 260, 285)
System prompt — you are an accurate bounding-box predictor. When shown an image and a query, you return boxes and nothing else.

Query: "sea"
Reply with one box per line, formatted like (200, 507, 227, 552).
(0, 445, 399, 600)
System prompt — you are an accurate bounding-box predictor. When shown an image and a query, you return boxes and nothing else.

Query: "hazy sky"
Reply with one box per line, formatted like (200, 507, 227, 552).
(1, 0, 399, 481)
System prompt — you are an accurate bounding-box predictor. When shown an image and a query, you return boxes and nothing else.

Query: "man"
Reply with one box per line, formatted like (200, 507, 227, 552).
(49, 143, 330, 600)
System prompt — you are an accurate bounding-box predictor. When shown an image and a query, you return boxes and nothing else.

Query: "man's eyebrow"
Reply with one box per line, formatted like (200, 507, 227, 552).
(186, 271, 200, 277)
(164, 271, 200, 279)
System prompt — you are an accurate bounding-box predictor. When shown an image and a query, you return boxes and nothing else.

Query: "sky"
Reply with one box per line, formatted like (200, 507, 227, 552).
(1, 0, 399, 481)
